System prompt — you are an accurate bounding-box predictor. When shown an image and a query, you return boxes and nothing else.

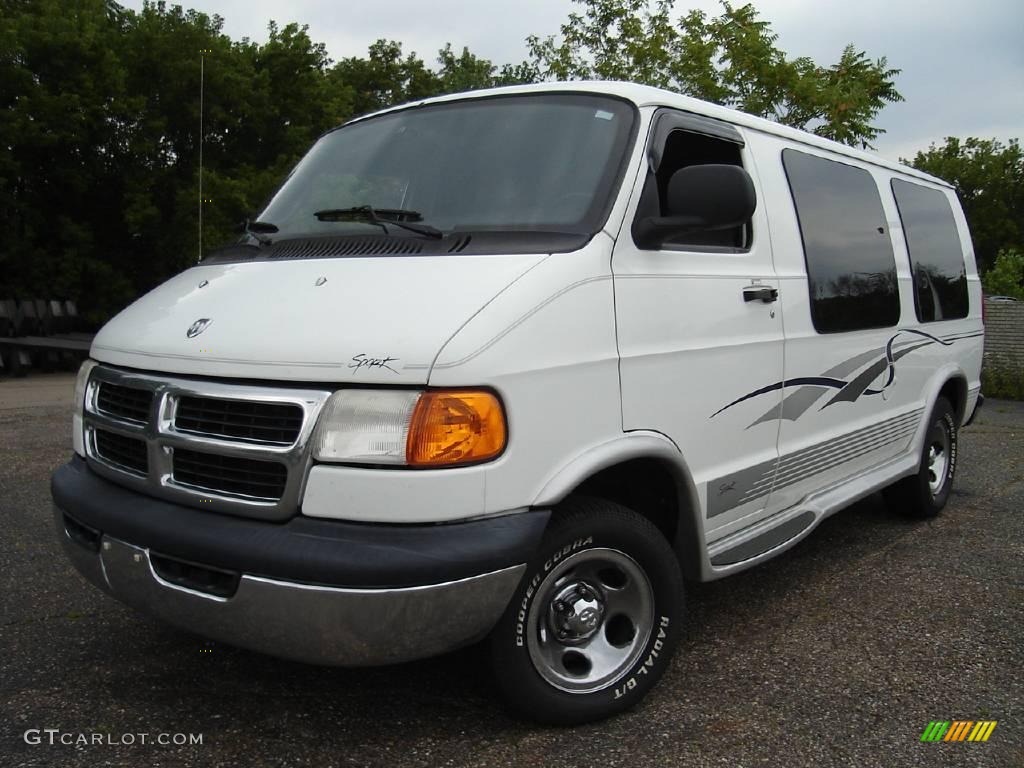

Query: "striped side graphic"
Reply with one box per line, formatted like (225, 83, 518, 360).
(742, 409, 923, 506)
(921, 720, 997, 742)
(708, 408, 924, 519)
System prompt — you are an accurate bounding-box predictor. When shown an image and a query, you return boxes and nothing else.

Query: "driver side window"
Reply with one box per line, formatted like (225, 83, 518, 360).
(634, 128, 752, 251)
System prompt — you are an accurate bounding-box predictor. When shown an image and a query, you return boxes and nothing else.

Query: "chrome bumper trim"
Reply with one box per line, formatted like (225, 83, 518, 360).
(56, 505, 524, 666)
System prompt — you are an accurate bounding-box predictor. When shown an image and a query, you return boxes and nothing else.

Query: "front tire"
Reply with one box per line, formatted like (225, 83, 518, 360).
(490, 497, 684, 725)
(885, 397, 958, 518)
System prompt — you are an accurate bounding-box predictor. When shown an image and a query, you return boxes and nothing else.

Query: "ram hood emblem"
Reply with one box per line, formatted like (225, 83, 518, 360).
(186, 318, 212, 338)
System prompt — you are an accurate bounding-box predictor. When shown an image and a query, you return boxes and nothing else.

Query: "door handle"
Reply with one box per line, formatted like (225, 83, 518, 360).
(743, 286, 779, 303)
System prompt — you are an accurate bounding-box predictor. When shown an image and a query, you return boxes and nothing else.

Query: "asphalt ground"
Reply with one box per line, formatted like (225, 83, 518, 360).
(1, 372, 1021, 767)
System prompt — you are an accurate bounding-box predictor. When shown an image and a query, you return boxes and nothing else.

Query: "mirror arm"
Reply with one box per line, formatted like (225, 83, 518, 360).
(633, 215, 714, 248)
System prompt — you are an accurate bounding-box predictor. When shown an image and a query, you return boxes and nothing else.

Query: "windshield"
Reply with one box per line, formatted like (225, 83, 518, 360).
(257, 94, 636, 240)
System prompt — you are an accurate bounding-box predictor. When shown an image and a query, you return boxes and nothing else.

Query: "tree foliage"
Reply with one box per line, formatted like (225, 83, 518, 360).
(0, 0, 904, 326)
(908, 137, 1023, 275)
(527, 0, 903, 147)
(981, 248, 1024, 299)
(0, 2, 521, 325)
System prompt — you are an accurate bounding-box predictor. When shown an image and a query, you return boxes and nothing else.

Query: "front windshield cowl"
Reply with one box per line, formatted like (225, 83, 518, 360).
(202, 228, 598, 265)
(253, 93, 638, 250)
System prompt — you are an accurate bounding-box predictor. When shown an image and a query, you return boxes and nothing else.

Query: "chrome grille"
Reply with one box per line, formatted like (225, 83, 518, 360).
(82, 365, 332, 521)
(96, 382, 153, 424)
(94, 429, 148, 475)
(175, 396, 303, 445)
(173, 448, 287, 500)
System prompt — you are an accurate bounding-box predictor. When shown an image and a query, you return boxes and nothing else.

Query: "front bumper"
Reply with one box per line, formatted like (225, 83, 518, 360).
(52, 457, 547, 666)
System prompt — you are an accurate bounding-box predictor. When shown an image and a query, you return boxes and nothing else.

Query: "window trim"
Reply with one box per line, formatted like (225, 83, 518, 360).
(632, 109, 754, 255)
(646, 109, 744, 173)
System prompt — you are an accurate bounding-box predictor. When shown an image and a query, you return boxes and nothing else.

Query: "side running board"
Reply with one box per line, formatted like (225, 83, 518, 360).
(709, 510, 815, 566)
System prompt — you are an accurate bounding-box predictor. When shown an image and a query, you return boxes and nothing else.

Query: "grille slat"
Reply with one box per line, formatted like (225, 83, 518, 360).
(172, 459, 285, 489)
(96, 382, 153, 423)
(84, 368, 322, 516)
(175, 396, 303, 445)
(94, 429, 149, 475)
(173, 448, 287, 500)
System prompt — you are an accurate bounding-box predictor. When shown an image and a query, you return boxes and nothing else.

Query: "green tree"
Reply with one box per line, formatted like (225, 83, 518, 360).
(907, 137, 1023, 275)
(435, 44, 538, 93)
(527, 0, 902, 147)
(981, 248, 1024, 299)
(0, 1, 355, 323)
(330, 40, 537, 118)
(0, 0, 910, 328)
(0, 0, 134, 321)
(436, 44, 501, 93)
(329, 40, 441, 117)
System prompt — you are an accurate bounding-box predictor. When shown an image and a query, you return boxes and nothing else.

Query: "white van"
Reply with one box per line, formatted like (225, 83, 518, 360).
(52, 82, 984, 724)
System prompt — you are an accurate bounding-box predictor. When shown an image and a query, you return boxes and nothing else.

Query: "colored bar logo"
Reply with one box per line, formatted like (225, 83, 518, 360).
(921, 720, 997, 742)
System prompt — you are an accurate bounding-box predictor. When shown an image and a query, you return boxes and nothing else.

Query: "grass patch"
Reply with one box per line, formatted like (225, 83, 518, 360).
(981, 365, 1024, 400)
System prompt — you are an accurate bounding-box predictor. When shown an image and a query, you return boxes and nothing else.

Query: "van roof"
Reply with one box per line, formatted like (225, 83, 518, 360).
(346, 80, 950, 189)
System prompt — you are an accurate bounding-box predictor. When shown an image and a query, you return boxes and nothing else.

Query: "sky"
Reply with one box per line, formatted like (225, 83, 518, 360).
(119, 0, 1023, 162)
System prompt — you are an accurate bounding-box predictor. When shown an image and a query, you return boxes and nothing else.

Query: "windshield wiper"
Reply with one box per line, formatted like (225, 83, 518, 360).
(239, 219, 278, 246)
(314, 206, 443, 239)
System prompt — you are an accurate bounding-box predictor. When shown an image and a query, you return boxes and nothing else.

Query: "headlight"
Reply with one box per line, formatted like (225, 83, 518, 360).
(313, 390, 419, 464)
(72, 359, 98, 456)
(313, 389, 506, 467)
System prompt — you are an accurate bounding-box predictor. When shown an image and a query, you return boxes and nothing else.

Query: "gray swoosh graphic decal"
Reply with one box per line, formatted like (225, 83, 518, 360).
(715, 328, 974, 423)
(822, 341, 932, 407)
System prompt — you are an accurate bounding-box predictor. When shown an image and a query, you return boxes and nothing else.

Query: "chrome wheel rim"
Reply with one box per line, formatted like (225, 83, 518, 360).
(927, 427, 950, 496)
(526, 548, 654, 694)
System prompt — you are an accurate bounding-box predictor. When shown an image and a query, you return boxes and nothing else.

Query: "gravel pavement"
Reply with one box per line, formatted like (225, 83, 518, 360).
(1, 373, 1021, 767)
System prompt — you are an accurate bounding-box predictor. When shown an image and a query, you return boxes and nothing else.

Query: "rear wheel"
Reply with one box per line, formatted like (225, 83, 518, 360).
(490, 497, 683, 725)
(884, 397, 958, 518)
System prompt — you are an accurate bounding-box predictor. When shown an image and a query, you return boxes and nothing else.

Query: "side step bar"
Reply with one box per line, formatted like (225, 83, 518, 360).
(709, 510, 816, 566)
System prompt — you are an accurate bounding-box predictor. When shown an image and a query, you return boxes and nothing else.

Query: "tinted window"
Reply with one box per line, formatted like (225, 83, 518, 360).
(891, 179, 968, 321)
(782, 149, 900, 333)
(259, 94, 636, 240)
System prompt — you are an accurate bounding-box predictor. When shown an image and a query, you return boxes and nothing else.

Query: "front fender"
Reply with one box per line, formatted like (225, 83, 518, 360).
(531, 430, 707, 580)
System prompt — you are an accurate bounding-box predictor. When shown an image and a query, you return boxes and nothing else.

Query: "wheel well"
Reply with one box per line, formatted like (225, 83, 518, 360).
(939, 376, 967, 424)
(562, 458, 703, 579)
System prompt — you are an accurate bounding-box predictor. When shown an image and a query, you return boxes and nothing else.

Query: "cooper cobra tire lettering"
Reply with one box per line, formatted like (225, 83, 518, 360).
(944, 412, 957, 484)
(516, 536, 592, 647)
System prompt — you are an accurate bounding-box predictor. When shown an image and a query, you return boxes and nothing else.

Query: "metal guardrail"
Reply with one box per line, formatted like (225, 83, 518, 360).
(0, 298, 94, 376)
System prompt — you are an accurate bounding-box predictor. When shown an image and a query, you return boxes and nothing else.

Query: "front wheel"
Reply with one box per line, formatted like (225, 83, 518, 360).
(884, 397, 958, 517)
(489, 497, 684, 725)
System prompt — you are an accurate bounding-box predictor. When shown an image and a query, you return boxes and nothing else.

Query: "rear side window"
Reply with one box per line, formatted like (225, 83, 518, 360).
(782, 149, 900, 333)
(891, 179, 969, 322)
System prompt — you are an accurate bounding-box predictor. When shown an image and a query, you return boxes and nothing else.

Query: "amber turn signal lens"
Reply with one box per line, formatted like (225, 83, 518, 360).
(407, 390, 506, 467)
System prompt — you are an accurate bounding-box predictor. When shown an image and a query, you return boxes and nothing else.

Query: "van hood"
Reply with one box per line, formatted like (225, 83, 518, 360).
(91, 254, 545, 383)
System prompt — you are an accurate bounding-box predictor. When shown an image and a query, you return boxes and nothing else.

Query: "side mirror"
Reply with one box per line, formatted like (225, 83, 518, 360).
(634, 164, 757, 248)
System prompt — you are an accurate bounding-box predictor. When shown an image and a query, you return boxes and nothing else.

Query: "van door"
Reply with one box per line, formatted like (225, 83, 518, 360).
(751, 138, 921, 516)
(613, 110, 784, 546)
